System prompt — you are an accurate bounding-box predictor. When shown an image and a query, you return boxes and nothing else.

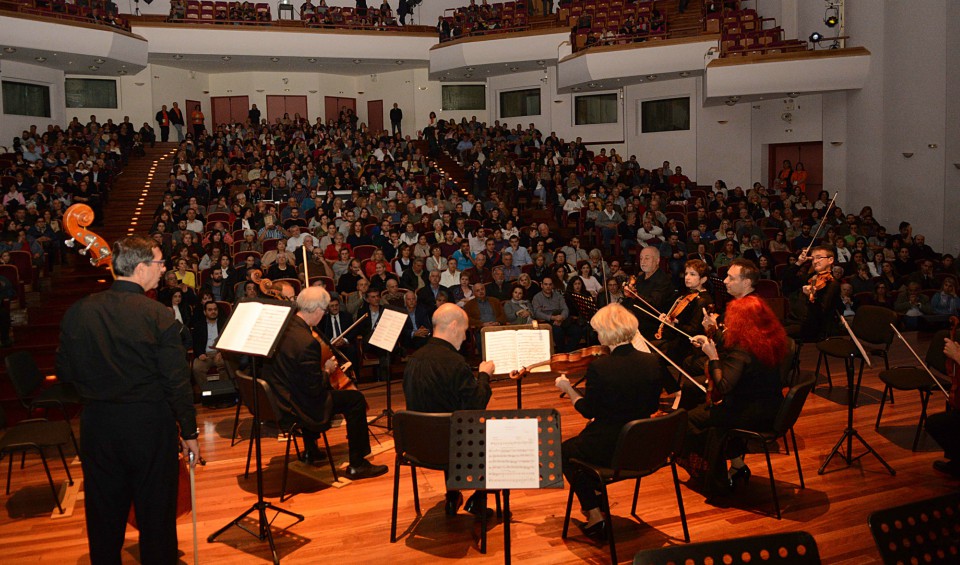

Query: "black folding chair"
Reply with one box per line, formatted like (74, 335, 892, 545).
(562, 409, 690, 565)
(5, 351, 81, 456)
(0, 406, 75, 514)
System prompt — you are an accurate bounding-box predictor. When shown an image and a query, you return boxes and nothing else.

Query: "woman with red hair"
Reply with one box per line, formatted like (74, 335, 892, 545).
(687, 295, 788, 495)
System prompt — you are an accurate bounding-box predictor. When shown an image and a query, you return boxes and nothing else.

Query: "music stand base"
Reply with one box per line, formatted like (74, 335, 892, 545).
(817, 427, 896, 476)
(208, 501, 304, 565)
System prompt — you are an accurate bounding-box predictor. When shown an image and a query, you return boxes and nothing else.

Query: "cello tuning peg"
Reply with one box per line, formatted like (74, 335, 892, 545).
(78, 248, 88, 256)
(65, 238, 76, 248)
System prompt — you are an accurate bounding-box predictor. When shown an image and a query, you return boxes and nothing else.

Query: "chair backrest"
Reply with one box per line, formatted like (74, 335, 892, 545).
(868, 491, 960, 565)
(851, 305, 897, 346)
(779, 337, 799, 388)
(392, 410, 452, 470)
(925, 329, 951, 375)
(633, 530, 821, 565)
(235, 369, 281, 425)
(610, 409, 687, 479)
(4, 350, 43, 403)
(771, 378, 816, 437)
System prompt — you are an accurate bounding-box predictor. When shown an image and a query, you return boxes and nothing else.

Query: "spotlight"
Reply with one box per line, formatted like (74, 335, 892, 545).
(825, 13, 839, 27)
(809, 32, 823, 43)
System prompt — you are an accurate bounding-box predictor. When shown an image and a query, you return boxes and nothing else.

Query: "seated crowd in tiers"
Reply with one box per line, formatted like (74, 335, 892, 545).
(167, 0, 414, 27)
(0, 114, 136, 346)
(4, 0, 129, 30)
(120, 107, 960, 391)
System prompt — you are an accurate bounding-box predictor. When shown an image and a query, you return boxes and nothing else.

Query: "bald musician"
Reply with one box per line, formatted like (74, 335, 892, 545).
(403, 303, 495, 516)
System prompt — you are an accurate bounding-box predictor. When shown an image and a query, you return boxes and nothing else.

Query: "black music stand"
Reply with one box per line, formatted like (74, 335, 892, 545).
(448, 409, 564, 564)
(207, 299, 303, 565)
(818, 316, 895, 476)
(366, 308, 406, 432)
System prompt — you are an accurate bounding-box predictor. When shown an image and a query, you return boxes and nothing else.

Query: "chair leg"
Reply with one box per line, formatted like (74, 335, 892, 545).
(875, 385, 890, 430)
(410, 466, 420, 514)
(600, 482, 617, 565)
(280, 431, 294, 502)
(791, 428, 804, 489)
(822, 354, 834, 390)
(670, 461, 690, 542)
(230, 402, 242, 447)
(320, 432, 337, 482)
(37, 449, 64, 514)
(390, 459, 401, 543)
(6, 452, 13, 494)
(56, 446, 73, 486)
(561, 483, 575, 539)
(913, 391, 930, 452)
(813, 352, 824, 390)
(762, 442, 780, 520)
(630, 477, 641, 517)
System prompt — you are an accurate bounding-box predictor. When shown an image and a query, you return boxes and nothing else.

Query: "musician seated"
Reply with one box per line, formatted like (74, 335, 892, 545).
(554, 303, 670, 541)
(318, 295, 360, 373)
(685, 296, 786, 496)
(657, 259, 713, 365)
(262, 286, 388, 479)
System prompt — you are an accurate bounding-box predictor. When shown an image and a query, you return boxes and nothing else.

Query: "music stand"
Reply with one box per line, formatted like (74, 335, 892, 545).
(366, 308, 406, 431)
(818, 315, 895, 476)
(207, 299, 302, 565)
(447, 409, 564, 564)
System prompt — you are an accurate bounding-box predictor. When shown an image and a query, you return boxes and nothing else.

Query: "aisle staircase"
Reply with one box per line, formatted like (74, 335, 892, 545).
(0, 143, 178, 416)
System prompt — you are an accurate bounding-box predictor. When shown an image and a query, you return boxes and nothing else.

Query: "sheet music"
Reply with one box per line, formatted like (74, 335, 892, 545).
(515, 330, 552, 372)
(631, 330, 651, 353)
(367, 308, 407, 351)
(216, 302, 291, 356)
(483, 328, 552, 374)
(485, 418, 540, 489)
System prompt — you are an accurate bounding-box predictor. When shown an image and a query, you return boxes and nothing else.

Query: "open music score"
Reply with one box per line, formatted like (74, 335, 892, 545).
(367, 308, 407, 351)
(215, 301, 294, 357)
(482, 327, 553, 375)
(485, 418, 540, 489)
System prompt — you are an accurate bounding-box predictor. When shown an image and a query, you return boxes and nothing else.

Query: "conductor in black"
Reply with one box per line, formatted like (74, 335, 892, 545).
(57, 235, 201, 565)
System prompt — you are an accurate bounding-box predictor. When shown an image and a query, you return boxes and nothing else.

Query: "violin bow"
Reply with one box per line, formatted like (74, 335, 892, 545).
(890, 323, 951, 400)
(639, 334, 706, 393)
(803, 191, 839, 258)
(302, 244, 310, 283)
(626, 299, 697, 341)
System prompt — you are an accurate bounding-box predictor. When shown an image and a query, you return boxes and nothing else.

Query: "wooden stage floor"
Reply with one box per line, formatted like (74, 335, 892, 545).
(1, 331, 958, 564)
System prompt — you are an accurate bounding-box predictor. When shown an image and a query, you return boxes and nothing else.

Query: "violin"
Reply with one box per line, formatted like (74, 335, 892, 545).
(511, 344, 610, 381)
(807, 271, 834, 303)
(701, 305, 723, 407)
(948, 316, 960, 410)
(63, 204, 113, 275)
(655, 291, 699, 340)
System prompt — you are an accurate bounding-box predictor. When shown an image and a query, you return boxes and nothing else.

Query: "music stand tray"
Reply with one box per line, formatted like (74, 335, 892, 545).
(447, 409, 563, 565)
(207, 299, 302, 565)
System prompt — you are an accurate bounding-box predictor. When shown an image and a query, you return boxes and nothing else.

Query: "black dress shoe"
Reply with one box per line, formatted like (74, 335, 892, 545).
(575, 519, 607, 541)
(445, 492, 464, 516)
(345, 460, 388, 480)
(463, 492, 494, 520)
(728, 464, 751, 490)
(933, 459, 960, 478)
(298, 451, 327, 466)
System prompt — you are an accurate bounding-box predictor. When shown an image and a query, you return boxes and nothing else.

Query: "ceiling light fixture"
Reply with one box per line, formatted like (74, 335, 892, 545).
(270, 57, 279, 62)
(679, 71, 690, 78)
(307, 58, 317, 63)
(3, 47, 15, 53)
(221, 56, 231, 60)
(395, 60, 404, 65)
(646, 74, 658, 80)
(353, 59, 361, 64)
(35, 57, 47, 62)
(94, 58, 105, 64)
(173, 54, 184, 60)
(88, 65, 99, 70)
(118, 70, 127, 75)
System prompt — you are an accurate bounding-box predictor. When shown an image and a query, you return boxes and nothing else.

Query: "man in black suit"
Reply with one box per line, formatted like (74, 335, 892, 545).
(262, 286, 387, 478)
(629, 247, 676, 339)
(191, 301, 227, 388)
(318, 295, 360, 373)
(416, 270, 447, 314)
(401, 291, 433, 350)
(389, 103, 403, 136)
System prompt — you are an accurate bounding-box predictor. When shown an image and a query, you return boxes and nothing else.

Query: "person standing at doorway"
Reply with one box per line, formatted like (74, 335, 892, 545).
(169, 102, 185, 142)
(390, 103, 403, 136)
(191, 104, 205, 139)
(155, 105, 171, 142)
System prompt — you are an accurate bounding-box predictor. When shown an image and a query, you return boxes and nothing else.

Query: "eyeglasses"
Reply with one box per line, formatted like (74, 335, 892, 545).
(811, 256, 831, 261)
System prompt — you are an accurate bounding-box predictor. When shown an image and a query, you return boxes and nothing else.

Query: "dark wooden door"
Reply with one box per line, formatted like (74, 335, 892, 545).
(324, 96, 357, 126)
(768, 141, 823, 201)
(367, 100, 384, 133)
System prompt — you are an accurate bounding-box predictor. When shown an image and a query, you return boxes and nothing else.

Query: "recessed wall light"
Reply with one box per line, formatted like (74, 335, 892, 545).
(4, 47, 16, 53)
(679, 71, 690, 77)
(173, 54, 184, 60)
(94, 58, 105, 64)
(270, 57, 279, 62)
(395, 60, 404, 65)
(35, 57, 47, 62)
(307, 58, 317, 63)
(118, 70, 127, 75)
(88, 65, 99, 70)
(221, 56, 231, 61)
(646, 74, 658, 80)
(353, 59, 362, 64)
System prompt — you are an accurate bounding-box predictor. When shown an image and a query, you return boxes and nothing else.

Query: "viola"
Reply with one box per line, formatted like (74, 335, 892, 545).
(807, 271, 834, 303)
(655, 291, 698, 340)
(948, 316, 960, 410)
(63, 204, 113, 275)
(511, 344, 610, 381)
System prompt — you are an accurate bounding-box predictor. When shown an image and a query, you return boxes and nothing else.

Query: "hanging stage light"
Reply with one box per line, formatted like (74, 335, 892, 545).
(825, 12, 839, 27)
(809, 32, 824, 43)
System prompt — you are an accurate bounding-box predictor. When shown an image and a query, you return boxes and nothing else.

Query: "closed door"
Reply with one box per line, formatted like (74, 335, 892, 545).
(367, 100, 383, 133)
(267, 95, 309, 123)
(324, 96, 356, 125)
(211, 96, 249, 127)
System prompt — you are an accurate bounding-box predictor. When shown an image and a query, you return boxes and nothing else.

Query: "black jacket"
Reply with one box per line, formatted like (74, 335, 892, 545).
(261, 316, 332, 432)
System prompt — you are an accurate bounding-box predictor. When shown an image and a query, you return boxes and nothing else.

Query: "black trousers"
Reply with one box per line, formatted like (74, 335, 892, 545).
(80, 401, 180, 565)
(391, 120, 401, 136)
(562, 421, 621, 512)
(302, 389, 371, 467)
(926, 409, 960, 461)
(159, 125, 170, 142)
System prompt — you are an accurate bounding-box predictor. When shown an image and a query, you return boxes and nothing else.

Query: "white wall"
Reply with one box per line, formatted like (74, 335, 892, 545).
(697, 95, 752, 190)
(0, 61, 66, 144)
(944, 0, 960, 257)
(624, 78, 699, 178)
